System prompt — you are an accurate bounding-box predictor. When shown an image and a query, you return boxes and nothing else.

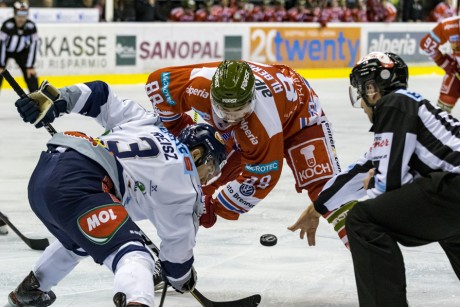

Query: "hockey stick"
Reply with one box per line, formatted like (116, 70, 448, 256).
(0, 211, 49, 251)
(158, 282, 168, 307)
(6, 72, 261, 306)
(1, 70, 52, 251)
(1, 69, 57, 136)
(139, 231, 261, 307)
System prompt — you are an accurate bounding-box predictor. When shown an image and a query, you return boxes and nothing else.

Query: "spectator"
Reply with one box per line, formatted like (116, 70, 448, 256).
(381, 0, 397, 21)
(214, 0, 234, 21)
(367, 0, 386, 21)
(320, 0, 345, 24)
(340, 0, 354, 22)
(351, 0, 367, 21)
(261, 0, 276, 21)
(113, 0, 136, 21)
(94, 0, 105, 21)
(232, 0, 250, 22)
(429, 0, 455, 21)
(272, 0, 288, 21)
(136, 0, 166, 21)
(287, 0, 307, 21)
(169, 0, 195, 21)
(404, 0, 424, 21)
(248, 0, 264, 21)
(305, 0, 322, 22)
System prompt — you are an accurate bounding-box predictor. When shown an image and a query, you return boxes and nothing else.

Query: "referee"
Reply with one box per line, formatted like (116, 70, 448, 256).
(340, 52, 460, 306)
(0, 1, 38, 93)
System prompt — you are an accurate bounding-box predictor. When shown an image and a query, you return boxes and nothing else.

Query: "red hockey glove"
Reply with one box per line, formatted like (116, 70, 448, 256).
(322, 200, 358, 249)
(199, 195, 217, 228)
(435, 54, 459, 75)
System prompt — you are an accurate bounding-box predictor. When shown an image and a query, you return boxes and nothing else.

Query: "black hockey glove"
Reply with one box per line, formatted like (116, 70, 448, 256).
(15, 80, 67, 128)
(161, 265, 197, 294)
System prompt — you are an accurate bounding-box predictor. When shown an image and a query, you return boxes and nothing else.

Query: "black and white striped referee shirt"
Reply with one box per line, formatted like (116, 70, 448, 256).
(315, 89, 460, 214)
(0, 17, 38, 68)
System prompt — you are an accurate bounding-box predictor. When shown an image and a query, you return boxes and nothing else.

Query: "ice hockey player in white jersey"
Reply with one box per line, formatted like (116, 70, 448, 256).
(10, 80, 227, 307)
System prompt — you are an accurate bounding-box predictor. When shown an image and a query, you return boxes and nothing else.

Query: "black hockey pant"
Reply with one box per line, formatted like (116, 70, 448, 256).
(346, 172, 460, 307)
(0, 51, 38, 93)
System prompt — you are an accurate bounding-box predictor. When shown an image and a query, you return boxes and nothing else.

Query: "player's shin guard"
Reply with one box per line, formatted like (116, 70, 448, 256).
(8, 271, 56, 307)
(105, 242, 155, 306)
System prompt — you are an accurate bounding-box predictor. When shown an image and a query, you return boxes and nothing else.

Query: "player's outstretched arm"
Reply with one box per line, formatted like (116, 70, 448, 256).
(287, 203, 320, 246)
(15, 80, 67, 128)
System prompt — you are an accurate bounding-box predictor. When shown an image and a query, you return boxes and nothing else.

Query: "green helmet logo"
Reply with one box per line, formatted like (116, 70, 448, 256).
(211, 60, 255, 109)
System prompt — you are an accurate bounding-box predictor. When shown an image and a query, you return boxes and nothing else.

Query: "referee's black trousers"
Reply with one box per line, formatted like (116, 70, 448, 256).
(346, 172, 460, 307)
(0, 51, 38, 93)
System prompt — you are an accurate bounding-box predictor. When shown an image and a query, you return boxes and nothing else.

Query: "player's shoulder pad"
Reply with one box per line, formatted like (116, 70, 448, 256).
(4, 21, 15, 30)
(394, 89, 425, 102)
(24, 21, 36, 30)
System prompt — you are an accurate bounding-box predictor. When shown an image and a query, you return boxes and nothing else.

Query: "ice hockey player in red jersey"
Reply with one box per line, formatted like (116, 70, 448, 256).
(420, 16, 460, 112)
(145, 61, 342, 237)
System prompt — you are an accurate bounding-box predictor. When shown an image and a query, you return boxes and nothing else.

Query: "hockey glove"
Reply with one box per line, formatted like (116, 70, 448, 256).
(435, 54, 459, 75)
(162, 266, 197, 294)
(15, 80, 67, 128)
(199, 195, 217, 228)
(322, 200, 358, 249)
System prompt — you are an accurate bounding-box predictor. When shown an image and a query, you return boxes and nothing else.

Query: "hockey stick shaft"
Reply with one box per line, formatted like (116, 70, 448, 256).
(5, 72, 260, 305)
(139, 230, 261, 307)
(0, 211, 49, 251)
(1, 69, 57, 135)
(158, 282, 168, 307)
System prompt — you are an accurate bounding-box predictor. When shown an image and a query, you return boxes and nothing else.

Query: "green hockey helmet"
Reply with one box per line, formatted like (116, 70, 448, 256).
(211, 60, 256, 123)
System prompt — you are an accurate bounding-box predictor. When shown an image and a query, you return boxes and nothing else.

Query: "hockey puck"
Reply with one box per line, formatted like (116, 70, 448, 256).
(260, 234, 277, 246)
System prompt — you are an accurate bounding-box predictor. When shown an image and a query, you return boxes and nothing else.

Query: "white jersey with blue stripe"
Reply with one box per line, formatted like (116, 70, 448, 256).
(52, 81, 201, 280)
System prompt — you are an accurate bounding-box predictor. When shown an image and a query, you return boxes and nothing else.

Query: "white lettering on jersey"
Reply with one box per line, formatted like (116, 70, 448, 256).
(240, 118, 258, 145)
(87, 209, 117, 231)
(186, 85, 209, 98)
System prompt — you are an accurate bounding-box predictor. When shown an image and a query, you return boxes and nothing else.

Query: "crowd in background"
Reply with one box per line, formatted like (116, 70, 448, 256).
(0, 0, 456, 23)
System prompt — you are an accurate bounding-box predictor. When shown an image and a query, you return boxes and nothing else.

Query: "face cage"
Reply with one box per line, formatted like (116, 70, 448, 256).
(211, 91, 256, 123)
(200, 153, 227, 185)
(348, 85, 361, 108)
(15, 11, 28, 17)
(349, 79, 379, 108)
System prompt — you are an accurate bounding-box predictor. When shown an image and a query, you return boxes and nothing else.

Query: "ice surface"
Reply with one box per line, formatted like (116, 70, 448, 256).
(1, 75, 459, 306)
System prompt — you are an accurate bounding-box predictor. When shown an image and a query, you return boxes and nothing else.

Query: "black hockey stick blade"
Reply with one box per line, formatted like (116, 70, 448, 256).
(191, 289, 261, 307)
(139, 230, 262, 307)
(1, 69, 57, 135)
(0, 211, 49, 251)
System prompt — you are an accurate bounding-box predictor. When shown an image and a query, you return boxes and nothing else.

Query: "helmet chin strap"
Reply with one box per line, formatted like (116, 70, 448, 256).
(362, 82, 380, 108)
(362, 95, 375, 108)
